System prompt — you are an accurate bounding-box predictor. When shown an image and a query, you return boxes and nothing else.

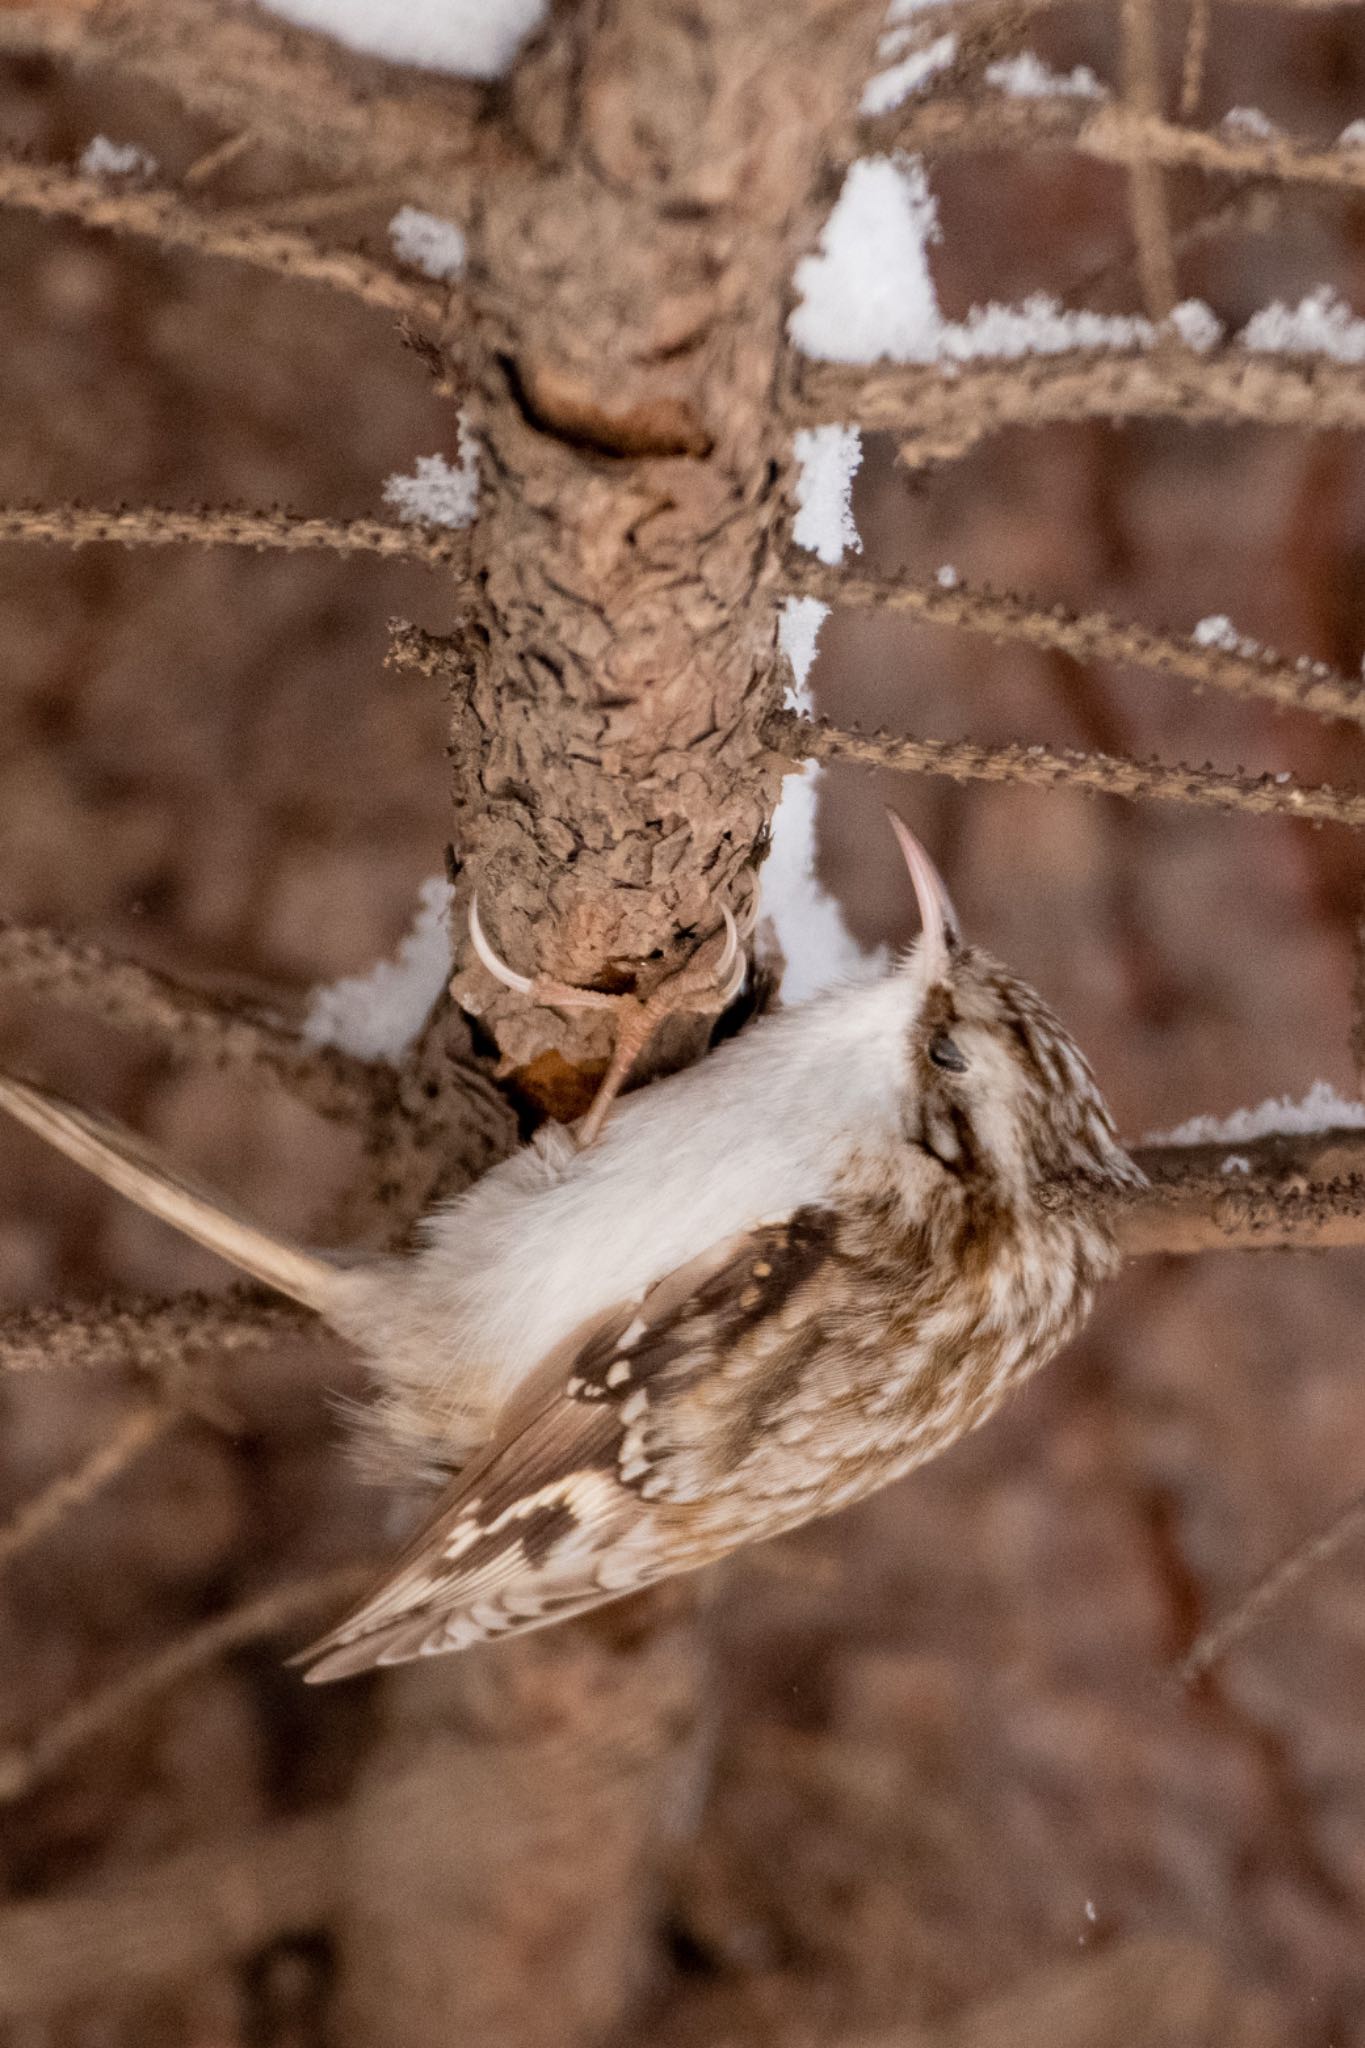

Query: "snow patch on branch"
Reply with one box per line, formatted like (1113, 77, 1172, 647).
(388, 207, 466, 282)
(791, 154, 1219, 366)
(1338, 120, 1365, 150)
(791, 426, 863, 565)
(1147, 1080, 1365, 1148)
(1240, 287, 1365, 365)
(258, 0, 546, 78)
(861, 33, 957, 117)
(1221, 105, 1279, 141)
(80, 135, 158, 179)
(383, 419, 480, 529)
(303, 877, 453, 1062)
(984, 53, 1106, 100)
(760, 601, 887, 1004)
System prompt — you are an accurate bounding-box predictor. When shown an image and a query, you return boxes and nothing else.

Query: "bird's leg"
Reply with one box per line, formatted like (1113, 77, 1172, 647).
(469, 898, 745, 1146)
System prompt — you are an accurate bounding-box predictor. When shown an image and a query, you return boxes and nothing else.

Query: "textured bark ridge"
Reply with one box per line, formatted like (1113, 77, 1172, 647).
(443, 0, 884, 1107)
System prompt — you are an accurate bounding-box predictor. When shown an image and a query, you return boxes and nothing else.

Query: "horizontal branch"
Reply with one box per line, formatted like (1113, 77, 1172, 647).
(0, 1808, 342, 2018)
(772, 710, 1365, 829)
(0, 1402, 174, 1573)
(1118, 1122, 1365, 1253)
(0, 503, 467, 566)
(788, 561, 1365, 726)
(790, 349, 1365, 466)
(0, 918, 382, 1124)
(0, 0, 489, 200)
(0, 1563, 371, 1804)
(0, 1288, 316, 1376)
(882, 97, 1365, 195)
(0, 156, 450, 327)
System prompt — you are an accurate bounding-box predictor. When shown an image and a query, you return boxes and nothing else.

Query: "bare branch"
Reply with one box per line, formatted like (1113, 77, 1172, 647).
(0, 156, 451, 327)
(0, 502, 468, 566)
(0, 0, 489, 200)
(1181, 1486, 1365, 1682)
(786, 561, 1365, 727)
(881, 98, 1365, 196)
(1119, 0, 1177, 320)
(0, 1402, 175, 1573)
(0, 1288, 315, 1376)
(0, 1563, 372, 1805)
(0, 918, 382, 1124)
(772, 711, 1365, 830)
(791, 349, 1365, 467)
(0, 1809, 343, 2019)
(1122, 1123, 1365, 1253)
(1179, 0, 1213, 119)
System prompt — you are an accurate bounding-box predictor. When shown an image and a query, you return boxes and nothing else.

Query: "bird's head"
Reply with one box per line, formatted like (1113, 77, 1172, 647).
(887, 814, 1142, 1210)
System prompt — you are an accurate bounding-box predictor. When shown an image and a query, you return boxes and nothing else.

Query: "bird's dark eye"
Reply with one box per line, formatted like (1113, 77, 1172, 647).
(928, 1031, 968, 1073)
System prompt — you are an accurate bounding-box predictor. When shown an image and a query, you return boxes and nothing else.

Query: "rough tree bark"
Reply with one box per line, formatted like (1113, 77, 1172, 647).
(329, 7, 887, 2045)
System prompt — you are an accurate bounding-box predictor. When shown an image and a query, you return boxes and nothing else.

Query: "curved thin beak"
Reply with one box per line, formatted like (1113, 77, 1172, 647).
(886, 810, 959, 983)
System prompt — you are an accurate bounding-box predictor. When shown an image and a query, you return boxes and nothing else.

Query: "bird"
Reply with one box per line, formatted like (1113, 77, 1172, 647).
(0, 819, 1142, 1679)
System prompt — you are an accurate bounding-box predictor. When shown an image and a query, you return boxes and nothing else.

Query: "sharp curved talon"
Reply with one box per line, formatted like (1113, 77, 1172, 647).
(714, 905, 739, 984)
(468, 892, 534, 996)
(720, 949, 748, 1008)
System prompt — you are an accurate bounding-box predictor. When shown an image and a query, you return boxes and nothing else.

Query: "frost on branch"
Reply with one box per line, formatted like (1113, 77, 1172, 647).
(791, 426, 863, 566)
(1146, 1080, 1365, 1148)
(984, 54, 1106, 101)
(1240, 287, 1365, 365)
(860, 34, 957, 119)
(759, 600, 887, 1005)
(258, 0, 547, 78)
(388, 207, 466, 283)
(790, 154, 1220, 366)
(79, 136, 158, 180)
(383, 420, 479, 530)
(302, 877, 453, 1061)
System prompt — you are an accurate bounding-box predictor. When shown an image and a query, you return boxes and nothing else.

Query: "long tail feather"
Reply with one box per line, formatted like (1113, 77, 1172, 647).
(0, 1070, 341, 1312)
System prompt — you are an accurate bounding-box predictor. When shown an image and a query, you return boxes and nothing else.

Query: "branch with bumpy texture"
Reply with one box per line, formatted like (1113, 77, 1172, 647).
(790, 352, 1365, 468)
(1122, 1123, 1365, 1253)
(881, 97, 1365, 196)
(0, 918, 384, 1124)
(0, 156, 451, 327)
(0, 503, 468, 566)
(771, 710, 1365, 829)
(0, 1288, 315, 1375)
(787, 562, 1365, 727)
(0, 0, 490, 201)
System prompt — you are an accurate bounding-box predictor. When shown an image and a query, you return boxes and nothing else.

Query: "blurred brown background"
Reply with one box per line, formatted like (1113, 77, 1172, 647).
(4, 4, 1365, 2043)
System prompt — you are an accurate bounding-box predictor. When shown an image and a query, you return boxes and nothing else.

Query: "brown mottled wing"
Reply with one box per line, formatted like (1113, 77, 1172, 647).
(298, 1209, 842, 1681)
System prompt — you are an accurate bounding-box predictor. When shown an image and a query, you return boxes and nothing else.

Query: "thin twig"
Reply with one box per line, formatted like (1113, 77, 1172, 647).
(0, 156, 450, 327)
(790, 350, 1365, 466)
(773, 710, 1365, 829)
(0, 1289, 316, 1375)
(0, 919, 382, 1124)
(786, 562, 1365, 726)
(1120, 0, 1177, 319)
(881, 96, 1365, 195)
(1181, 1487, 1365, 1681)
(1179, 0, 1212, 118)
(0, 1403, 176, 1573)
(0, 1563, 372, 1804)
(0, 502, 467, 567)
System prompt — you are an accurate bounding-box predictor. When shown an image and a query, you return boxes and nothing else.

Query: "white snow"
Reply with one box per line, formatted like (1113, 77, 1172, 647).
(791, 425, 863, 565)
(760, 601, 888, 1003)
(80, 136, 157, 179)
(1147, 1080, 1365, 1148)
(1221, 1154, 1252, 1174)
(1193, 614, 1260, 657)
(1240, 287, 1365, 365)
(1338, 120, 1365, 149)
(1221, 105, 1279, 141)
(258, 0, 546, 77)
(936, 563, 960, 588)
(792, 157, 1220, 367)
(984, 53, 1106, 100)
(887, 0, 943, 18)
(1168, 298, 1223, 353)
(790, 156, 944, 365)
(861, 33, 957, 117)
(388, 206, 466, 282)
(302, 876, 454, 1062)
(383, 419, 479, 528)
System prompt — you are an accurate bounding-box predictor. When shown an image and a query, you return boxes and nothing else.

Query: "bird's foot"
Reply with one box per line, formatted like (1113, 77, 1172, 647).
(469, 896, 745, 1145)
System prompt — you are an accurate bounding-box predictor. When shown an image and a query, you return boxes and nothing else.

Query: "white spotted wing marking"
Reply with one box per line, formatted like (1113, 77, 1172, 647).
(298, 1215, 837, 1681)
